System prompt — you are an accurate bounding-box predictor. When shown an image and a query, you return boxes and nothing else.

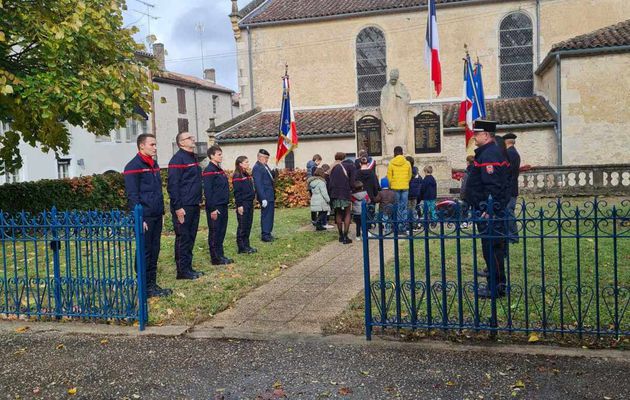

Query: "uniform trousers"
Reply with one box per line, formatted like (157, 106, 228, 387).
(236, 202, 254, 251)
(172, 205, 200, 275)
(261, 201, 275, 240)
(207, 204, 229, 262)
(143, 215, 163, 287)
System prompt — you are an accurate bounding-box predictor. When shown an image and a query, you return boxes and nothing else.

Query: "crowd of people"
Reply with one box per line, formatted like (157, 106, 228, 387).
(123, 131, 278, 298)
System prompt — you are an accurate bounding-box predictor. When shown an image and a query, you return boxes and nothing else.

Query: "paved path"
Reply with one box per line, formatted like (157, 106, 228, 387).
(194, 238, 393, 336)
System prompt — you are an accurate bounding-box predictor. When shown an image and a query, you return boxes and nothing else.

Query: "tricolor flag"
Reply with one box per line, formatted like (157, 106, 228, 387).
(458, 54, 486, 155)
(275, 73, 298, 164)
(424, 0, 442, 96)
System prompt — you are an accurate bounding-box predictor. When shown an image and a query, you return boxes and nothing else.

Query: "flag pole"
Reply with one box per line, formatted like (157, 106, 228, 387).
(427, 1, 433, 105)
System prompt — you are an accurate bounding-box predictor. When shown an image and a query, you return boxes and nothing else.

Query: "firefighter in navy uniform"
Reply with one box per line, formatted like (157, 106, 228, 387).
(167, 131, 204, 280)
(203, 145, 233, 265)
(232, 155, 257, 254)
(123, 134, 172, 297)
(465, 120, 510, 298)
(252, 149, 276, 242)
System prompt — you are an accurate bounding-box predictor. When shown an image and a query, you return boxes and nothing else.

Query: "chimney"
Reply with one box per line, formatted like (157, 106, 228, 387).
(204, 68, 216, 83)
(152, 43, 165, 71)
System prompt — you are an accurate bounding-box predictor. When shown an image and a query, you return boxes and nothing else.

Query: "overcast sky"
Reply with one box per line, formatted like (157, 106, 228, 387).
(123, 0, 251, 91)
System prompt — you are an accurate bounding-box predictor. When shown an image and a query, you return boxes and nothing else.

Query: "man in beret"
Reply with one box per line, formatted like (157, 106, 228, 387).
(252, 149, 276, 242)
(503, 133, 521, 243)
(465, 120, 509, 298)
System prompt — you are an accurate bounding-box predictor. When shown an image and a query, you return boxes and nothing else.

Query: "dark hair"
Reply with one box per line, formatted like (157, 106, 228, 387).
(495, 136, 508, 160)
(466, 155, 475, 164)
(405, 156, 414, 168)
(136, 133, 155, 149)
(175, 131, 189, 145)
(394, 146, 403, 156)
(314, 167, 326, 178)
(359, 157, 368, 165)
(353, 181, 364, 191)
(312, 154, 322, 161)
(334, 152, 345, 161)
(321, 164, 331, 173)
(235, 155, 248, 174)
(207, 144, 222, 158)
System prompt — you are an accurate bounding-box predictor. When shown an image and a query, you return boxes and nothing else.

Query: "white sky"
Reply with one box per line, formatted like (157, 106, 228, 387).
(123, 0, 251, 91)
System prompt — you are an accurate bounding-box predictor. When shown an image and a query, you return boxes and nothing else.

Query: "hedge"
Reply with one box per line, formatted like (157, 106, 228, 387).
(0, 169, 311, 214)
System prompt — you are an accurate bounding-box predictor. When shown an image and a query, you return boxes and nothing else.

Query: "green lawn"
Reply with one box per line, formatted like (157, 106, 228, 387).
(326, 198, 630, 339)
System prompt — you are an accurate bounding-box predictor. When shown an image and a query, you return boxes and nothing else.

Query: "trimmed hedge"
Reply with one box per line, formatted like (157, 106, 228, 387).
(0, 173, 127, 214)
(0, 169, 311, 214)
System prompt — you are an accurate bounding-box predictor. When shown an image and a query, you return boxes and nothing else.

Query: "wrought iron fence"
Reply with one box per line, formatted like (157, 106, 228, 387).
(361, 198, 629, 340)
(0, 206, 147, 330)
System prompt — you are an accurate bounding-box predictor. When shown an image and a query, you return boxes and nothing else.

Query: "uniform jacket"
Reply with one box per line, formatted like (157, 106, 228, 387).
(409, 167, 423, 200)
(420, 175, 437, 201)
(252, 161, 275, 203)
(387, 155, 412, 190)
(203, 162, 229, 211)
(167, 149, 202, 210)
(351, 190, 370, 215)
(356, 168, 380, 200)
(506, 146, 521, 198)
(123, 153, 164, 218)
(232, 171, 255, 207)
(327, 160, 356, 201)
(465, 141, 509, 211)
(307, 176, 330, 212)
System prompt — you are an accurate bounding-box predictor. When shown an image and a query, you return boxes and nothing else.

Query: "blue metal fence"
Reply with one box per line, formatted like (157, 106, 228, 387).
(0, 205, 147, 330)
(361, 198, 629, 340)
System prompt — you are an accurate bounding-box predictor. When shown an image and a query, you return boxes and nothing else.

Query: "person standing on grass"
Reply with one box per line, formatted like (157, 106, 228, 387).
(308, 167, 331, 231)
(503, 133, 521, 242)
(387, 146, 412, 229)
(252, 149, 276, 242)
(124, 134, 172, 298)
(203, 145, 233, 266)
(167, 131, 203, 280)
(356, 156, 380, 201)
(232, 155, 257, 254)
(420, 165, 437, 220)
(328, 152, 356, 244)
(351, 181, 370, 240)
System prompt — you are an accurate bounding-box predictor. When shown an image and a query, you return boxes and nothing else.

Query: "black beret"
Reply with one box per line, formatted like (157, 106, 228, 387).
(503, 133, 517, 140)
(473, 119, 497, 133)
(258, 149, 270, 156)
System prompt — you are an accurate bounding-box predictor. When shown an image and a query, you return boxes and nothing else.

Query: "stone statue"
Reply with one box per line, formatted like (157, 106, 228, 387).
(380, 69, 411, 154)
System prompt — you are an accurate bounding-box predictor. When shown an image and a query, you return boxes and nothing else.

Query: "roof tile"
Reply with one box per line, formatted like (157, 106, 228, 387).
(551, 19, 630, 52)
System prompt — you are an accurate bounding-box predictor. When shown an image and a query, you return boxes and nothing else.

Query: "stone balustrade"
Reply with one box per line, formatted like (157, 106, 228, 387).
(518, 164, 630, 196)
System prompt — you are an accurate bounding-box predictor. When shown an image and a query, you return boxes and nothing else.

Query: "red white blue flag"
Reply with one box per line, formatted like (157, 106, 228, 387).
(458, 54, 486, 155)
(424, 0, 442, 96)
(276, 73, 298, 164)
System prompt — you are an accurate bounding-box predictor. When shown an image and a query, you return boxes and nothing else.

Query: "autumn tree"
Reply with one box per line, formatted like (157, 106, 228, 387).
(0, 0, 155, 172)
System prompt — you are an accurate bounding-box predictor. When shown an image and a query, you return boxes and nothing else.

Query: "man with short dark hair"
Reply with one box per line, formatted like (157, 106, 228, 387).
(123, 134, 172, 297)
(252, 149, 276, 242)
(167, 131, 203, 280)
(203, 145, 233, 265)
(465, 120, 509, 298)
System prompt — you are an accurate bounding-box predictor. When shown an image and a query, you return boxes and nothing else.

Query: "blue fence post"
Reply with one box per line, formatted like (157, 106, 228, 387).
(50, 207, 62, 319)
(133, 205, 147, 331)
(362, 201, 372, 340)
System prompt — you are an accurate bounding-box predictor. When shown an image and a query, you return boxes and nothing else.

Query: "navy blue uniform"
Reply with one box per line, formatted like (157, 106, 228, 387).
(232, 171, 255, 251)
(466, 141, 510, 296)
(252, 161, 275, 241)
(167, 149, 202, 276)
(124, 154, 164, 288)
(203, 162, 229, 263)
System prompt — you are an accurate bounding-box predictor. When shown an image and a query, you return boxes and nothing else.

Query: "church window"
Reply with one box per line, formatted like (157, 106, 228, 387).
(499, 12, 533, 98)
(356, 27, 387, 107)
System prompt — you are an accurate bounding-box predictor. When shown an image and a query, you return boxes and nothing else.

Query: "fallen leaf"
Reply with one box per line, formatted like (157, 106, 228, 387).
(14, 348, 27, 356)
(100, 339, 109, 345)
(56, 344, 65, 350)
(132, 395, 140, 399)
(528, 333, 539, 343)
(446, 380, 456, 386)
(32, 387, 40, 395)
(177, 292, 186, 298)
(485, 373, 491, 380)
(338, 387, 352, 396)
(166, 308, 174, 315)
(360, 370, 370, 376)
(67, 387, 77, 395)
(272, 380, 283, 389)
(15, 326, 29, 333)
(512, 380, 525, 389)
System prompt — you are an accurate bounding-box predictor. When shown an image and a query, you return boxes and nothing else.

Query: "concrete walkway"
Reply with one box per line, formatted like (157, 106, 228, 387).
(193, 238, 393, 337)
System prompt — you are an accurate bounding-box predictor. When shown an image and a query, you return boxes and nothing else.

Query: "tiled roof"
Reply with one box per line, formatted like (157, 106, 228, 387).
(217, 97, 556, 142)
(551, 19, 630, 52)
(153, 71, 234, 94)
(240, 0, 500, 26)
(216, 108, 355, 141)
(443, 96, 556, 128)
(237, 0, 268, 18)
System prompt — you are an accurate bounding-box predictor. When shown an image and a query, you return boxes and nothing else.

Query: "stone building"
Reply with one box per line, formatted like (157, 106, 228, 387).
(214, 0, 629, 189)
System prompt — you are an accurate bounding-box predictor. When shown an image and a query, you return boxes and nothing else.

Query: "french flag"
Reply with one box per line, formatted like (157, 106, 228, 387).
(458, 55, 486, 154)
(276, 74, 298, 164)
(424, 0, 442, 96)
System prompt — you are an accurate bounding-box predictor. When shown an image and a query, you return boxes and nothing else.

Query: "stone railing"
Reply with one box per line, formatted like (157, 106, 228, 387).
(518, 164, 630, 197)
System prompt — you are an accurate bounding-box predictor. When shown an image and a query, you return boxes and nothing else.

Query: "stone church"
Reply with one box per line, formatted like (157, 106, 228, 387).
(212, 0, 630, 190)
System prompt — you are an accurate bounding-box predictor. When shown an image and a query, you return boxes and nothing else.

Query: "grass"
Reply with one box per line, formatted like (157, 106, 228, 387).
(325, 197, 630, 343)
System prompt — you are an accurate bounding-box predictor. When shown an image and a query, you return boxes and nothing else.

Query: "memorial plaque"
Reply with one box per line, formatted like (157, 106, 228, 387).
(356, 115, 382, 157)
(414, 111, 441, 154)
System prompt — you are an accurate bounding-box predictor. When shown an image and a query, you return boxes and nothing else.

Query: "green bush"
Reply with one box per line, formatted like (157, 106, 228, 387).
(0, 173, 127, 214)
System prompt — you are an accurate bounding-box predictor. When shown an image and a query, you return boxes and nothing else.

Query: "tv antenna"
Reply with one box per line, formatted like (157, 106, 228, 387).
(131, 0, 159, 49)
(195, 22, 205, 71)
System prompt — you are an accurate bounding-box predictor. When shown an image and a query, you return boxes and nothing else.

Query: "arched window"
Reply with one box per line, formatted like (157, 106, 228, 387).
(499, 12, 533, 98)
(356, 27, 387, 107)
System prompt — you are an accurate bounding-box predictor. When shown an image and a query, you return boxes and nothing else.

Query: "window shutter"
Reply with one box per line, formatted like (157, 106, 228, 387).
(177, 88, 187, 114)
(177, 118, 189, 133)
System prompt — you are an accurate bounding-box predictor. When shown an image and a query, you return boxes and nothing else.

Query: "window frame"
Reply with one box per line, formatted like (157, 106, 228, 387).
(498, 12, 534, 98)
(356, 26, 387, 108)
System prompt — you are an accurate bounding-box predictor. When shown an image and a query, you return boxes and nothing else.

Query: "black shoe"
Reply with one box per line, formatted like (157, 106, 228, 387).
(221, 257, 234, 264)
(476, 287, 506, 298)
(342, 235, 353, 245)
(338, 234, 344, 242)
(246, 247, 257, 253)
(315, 225, 326, 231)
(476, 268, 489, 277)
(261, 236, 274, 242)
(176, 272, 199, 280)
(190, 269, 205, 277)
(237, 248, 249, 254)
(147, 285, 172, 297)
